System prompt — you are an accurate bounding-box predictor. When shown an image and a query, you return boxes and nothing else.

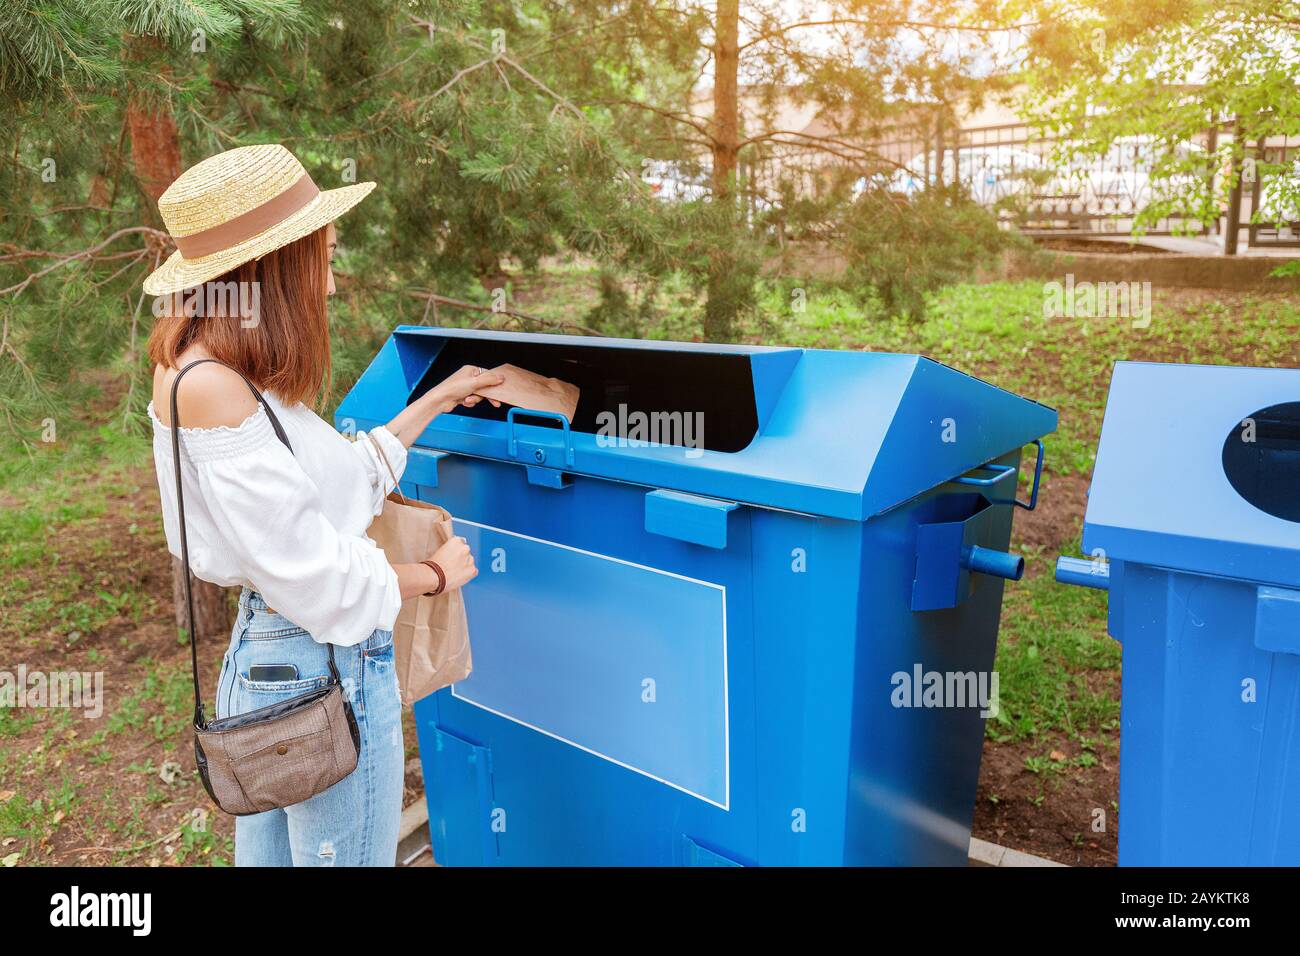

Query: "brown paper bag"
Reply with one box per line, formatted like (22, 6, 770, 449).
(366, 436, 471, 705)
(473, 363, 580, 422)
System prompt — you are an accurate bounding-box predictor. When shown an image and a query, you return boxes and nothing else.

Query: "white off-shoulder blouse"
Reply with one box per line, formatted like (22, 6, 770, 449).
(149, 391, 407, 647)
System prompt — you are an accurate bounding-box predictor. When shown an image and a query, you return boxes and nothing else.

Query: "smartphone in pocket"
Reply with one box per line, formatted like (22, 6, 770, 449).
(248, 663, 299, 682)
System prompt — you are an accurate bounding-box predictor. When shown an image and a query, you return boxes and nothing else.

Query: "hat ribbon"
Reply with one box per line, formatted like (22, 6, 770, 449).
(173, 173, 321, 260)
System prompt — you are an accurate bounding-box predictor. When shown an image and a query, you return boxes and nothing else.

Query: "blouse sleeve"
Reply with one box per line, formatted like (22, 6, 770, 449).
(350, 425, 408, 516)
(184, 407, 402, 647)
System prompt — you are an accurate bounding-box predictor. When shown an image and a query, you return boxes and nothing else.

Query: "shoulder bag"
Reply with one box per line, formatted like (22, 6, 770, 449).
(170, 358, 360, 816)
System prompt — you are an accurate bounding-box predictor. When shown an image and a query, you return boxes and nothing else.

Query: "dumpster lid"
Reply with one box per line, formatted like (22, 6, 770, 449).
(1084, 361, 1300, 588)
(337, 326, 1057, 521)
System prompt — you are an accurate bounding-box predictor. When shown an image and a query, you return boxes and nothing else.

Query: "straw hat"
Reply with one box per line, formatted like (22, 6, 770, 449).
(143, 144, 375, 296)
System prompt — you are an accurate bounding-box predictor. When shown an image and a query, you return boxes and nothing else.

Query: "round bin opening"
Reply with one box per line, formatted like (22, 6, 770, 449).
(1221, 402, 1300, 523)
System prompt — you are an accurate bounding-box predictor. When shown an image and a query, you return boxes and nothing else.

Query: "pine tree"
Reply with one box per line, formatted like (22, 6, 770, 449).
(1, 0, 315, 643)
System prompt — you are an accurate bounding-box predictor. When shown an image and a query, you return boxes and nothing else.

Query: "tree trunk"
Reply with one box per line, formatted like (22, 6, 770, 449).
(172, 559, 234, 645)
(704, 0, 741, 343)
(934, 110, 945, 189)
(1223, 122, 1245, 256)
(127, 101, 182, 207)
(125, 37, 183, 213)
(710, 0, 740, 203)
(124, 35, 233, 641)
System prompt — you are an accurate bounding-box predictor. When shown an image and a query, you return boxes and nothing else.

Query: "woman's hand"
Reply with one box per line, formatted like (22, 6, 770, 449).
(429, 535, 478, 591)
(431, 365, 506, 415)
(385, 364, 506, 447)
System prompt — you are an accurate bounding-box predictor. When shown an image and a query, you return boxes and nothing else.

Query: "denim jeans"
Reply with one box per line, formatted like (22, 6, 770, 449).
(215, 589, 404, 866)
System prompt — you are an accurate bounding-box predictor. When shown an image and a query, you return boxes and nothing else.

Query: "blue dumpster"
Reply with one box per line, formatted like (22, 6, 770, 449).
(1057, 361, 1300, 865)
(339, 327, 1056, 865)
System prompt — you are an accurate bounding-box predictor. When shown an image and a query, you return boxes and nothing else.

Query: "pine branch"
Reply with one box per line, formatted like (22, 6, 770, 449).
(115, 0, 242, 44)
(1, 227, 169, 298)
(0, 0, 123, 98)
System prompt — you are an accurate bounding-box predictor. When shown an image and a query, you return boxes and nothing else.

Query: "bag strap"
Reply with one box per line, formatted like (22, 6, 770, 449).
(366, 430, 408, 505)
(169, 358, 338, 728)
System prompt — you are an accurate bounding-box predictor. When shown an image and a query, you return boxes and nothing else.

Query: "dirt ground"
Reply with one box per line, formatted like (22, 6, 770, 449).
(974, 731, 1118, 866)
(0, 469, 426, 865)
(971, 470, 1119, 866)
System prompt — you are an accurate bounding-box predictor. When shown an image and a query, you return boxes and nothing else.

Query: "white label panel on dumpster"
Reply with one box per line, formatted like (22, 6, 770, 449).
(451, 520, 730, 809)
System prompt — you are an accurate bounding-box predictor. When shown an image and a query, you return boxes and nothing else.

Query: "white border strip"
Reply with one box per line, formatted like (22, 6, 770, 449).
(450, 519, 731, 811)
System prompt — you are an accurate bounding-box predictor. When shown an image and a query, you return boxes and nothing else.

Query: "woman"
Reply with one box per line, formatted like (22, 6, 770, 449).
(143, 144, 504, 866)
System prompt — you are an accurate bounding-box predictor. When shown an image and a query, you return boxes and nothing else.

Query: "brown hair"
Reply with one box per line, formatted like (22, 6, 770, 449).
(147, 226, 331, 407)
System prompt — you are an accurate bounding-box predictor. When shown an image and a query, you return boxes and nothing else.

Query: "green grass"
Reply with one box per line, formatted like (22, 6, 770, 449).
(0, 394, 213, 863)
(0, 409, 160, 652)
(991, 546, 1118, 745)
(0, 655, 212, 865)
(103, 659, 192, 746)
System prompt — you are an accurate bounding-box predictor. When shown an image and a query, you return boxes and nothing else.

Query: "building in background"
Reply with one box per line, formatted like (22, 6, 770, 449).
(657, 85, 1299, 252)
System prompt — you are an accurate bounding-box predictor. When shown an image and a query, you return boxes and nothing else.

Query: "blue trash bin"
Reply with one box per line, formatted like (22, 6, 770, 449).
(339, 327, 1056, 865)
(1057, 361, 1300, 865)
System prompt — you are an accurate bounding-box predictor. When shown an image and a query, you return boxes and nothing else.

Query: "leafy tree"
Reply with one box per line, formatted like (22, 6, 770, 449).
(376, 2, 1023, 339)
(693, 0, 1014, 337)
(1019, 0, 1300, 233)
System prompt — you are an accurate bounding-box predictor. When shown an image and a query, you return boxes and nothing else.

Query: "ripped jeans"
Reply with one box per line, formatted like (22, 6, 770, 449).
(215, 589, 404, 867)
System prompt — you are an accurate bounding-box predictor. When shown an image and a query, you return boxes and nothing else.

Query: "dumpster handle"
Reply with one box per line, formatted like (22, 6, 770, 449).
(951, 440, 1044, 511)
(952, 463, 1016, 488)
(507, 407, 575, 467)
(1016, 439, 1045, 512)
